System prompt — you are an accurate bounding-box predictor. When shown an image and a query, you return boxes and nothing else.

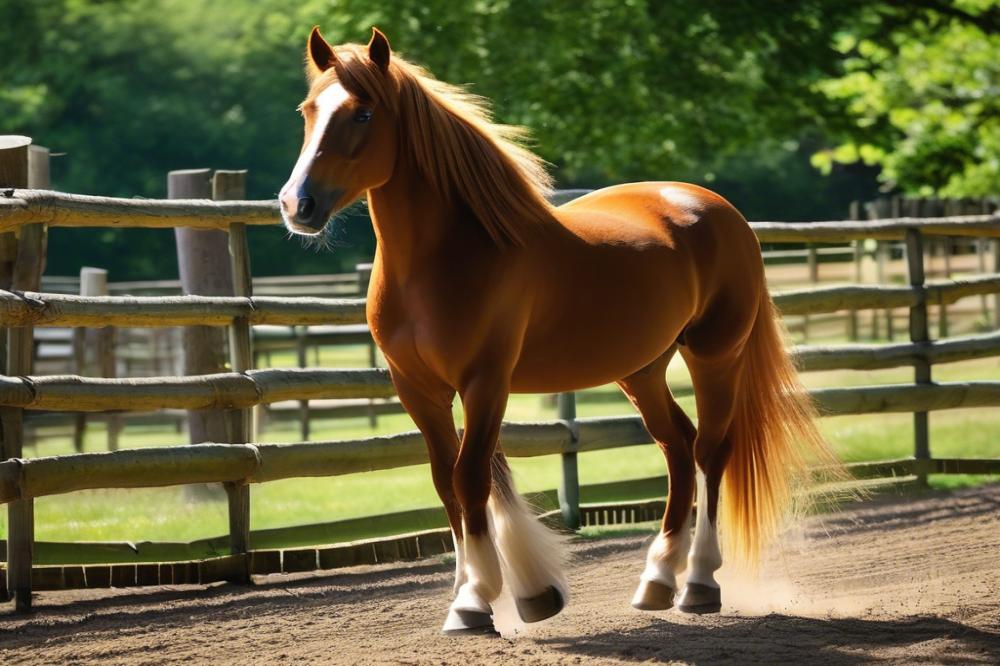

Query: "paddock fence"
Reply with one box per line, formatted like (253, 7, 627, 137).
(0, 178, 999, 610)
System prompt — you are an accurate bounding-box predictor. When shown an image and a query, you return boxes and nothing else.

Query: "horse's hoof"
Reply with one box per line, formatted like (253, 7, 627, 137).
(677, 582, 721, 614)
(631, 579, 675, 611)
(515, 585, 565, 623)
(442, 608, 499, 637)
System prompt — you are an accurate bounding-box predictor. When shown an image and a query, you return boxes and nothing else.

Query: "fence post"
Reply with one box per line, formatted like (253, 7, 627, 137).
(802, 244, 818, 343)
(557, 392, 580, 530)
(214, 170, 252, 575)
(357, 262, 377, 428)
(847, 201, 861, 341)
(904, 228, 931, 485)
(938, 201, 956, 339)
(0, 137, 31, 368)
(170, 169, 232, 451)
(867, 199, 886, 338)
(977, 200, 991, 321)
(0, 134, 44, 611)
(994, 237, 1000, 330)
(296, 325, 311, 440)
(72, 267, 121, 451)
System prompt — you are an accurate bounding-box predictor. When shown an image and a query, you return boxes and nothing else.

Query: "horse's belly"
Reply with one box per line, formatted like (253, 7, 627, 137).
(510, 305, 685, 393)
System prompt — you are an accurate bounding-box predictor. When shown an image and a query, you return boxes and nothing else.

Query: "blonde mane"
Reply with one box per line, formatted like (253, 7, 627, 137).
(329, 44, 556, 247)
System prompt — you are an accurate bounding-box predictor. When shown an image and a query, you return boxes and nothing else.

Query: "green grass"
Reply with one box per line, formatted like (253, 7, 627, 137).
(2, 350, 998, 546)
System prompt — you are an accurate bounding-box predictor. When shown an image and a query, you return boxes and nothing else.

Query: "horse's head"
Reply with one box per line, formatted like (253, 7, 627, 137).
(280, 27, 397, 235)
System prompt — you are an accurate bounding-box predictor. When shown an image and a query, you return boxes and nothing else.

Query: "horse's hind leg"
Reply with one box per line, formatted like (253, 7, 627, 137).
(676, 351, 742, 614)
(616, 346, 697, 611)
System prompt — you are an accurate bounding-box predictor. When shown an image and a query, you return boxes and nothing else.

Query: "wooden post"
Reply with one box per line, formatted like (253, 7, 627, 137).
(27, 146, 49, 190)
(0, 135, 43, 611)
(801, 244, 818, 343)
(937, 289, 949, 340)
(557, 392, 580, 530)
(938, 201, 955, 339)
(905, 228, 931, 486)
(170, 170, 232, 449)
(883, 197, 902, 341)
(95, 269, 119, 451)
(214, 170, 252, 573)
(357, 262, 377, 428)
(27, 146, 50, 278)
(867, 199, 886, 338)
(0, 137, 32, 369)
(72, 267, 120, 451)
(847, 202, 861, 341)
(0, 135, 30, 188)
(296, 325, 311, 440)
(977, 201, 990, 320)
(993, 231, 1000, 330)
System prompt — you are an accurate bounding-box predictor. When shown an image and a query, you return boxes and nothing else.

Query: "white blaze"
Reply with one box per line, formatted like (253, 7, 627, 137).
(282, 82, 350, 205)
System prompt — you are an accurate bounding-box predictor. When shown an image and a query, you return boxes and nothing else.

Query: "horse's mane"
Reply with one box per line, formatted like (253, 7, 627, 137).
(330, 44, 556, 247)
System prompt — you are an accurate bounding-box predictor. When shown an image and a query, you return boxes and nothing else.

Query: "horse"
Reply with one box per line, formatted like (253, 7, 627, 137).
(279, 27, 836, 635)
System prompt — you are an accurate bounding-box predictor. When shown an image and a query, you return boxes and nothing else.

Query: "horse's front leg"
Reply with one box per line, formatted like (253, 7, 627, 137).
(386, 366, 473, 611)
(447, 373, 509, 635)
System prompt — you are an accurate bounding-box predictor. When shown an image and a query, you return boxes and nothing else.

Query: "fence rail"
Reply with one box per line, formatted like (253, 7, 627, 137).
(0, 190, 279, 231)
(0, 290, 365, 327)
(0, 182, 998, 609)
(771, 274, 1000, 314)
(791, 331, 1000, 371)
(751, 216, 1000, 241)
(0, 368, 394, 411)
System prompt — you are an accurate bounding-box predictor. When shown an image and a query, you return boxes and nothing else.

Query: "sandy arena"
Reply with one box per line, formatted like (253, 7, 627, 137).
(2, 485, 999, 664)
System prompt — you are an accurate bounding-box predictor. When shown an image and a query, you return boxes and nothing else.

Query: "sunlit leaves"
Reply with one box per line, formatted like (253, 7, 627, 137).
(816, 17, 999, 196)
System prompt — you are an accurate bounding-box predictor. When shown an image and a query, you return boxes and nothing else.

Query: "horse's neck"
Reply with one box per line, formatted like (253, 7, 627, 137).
(367, 168, 483, 280)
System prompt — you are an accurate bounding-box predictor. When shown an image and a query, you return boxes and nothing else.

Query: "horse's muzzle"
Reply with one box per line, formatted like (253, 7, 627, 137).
(280, 177, 343, 235)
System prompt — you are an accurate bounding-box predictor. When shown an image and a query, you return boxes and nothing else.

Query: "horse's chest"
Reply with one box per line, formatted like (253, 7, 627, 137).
(366, 279, 463, 376)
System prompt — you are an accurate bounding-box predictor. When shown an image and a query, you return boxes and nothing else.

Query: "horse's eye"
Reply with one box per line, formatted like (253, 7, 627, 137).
(353, 108, 373, 123)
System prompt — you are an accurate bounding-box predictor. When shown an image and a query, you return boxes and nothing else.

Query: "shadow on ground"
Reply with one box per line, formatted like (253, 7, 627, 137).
(537, 613, 1000, 664)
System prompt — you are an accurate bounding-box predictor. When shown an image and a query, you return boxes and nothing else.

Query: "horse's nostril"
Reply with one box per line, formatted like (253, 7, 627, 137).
(297, 196, 316, 219)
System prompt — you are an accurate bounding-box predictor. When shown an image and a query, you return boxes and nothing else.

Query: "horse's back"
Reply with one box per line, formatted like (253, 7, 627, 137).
(556, 180, 763, 304)
(558, 181, 749, 240)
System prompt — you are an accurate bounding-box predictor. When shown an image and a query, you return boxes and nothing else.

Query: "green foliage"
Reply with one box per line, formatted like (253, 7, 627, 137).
(815, 2, 999, 197)
(0, 0, 993, 278)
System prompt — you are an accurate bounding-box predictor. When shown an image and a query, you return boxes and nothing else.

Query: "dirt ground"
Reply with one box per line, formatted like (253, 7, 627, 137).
(2, 485, 999, 665)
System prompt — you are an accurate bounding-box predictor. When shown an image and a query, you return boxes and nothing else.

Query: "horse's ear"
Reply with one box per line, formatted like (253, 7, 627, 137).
(368, 27, 391, 73)
(306, 26, 336, 81)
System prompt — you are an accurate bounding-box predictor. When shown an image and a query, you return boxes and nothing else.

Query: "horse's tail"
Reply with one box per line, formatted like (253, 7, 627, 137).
(488, 451, 569, 600)
(720, 293, 845, 566)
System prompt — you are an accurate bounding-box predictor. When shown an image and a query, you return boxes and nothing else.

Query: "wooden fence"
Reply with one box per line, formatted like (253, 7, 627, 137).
(0, 171, 999, 609)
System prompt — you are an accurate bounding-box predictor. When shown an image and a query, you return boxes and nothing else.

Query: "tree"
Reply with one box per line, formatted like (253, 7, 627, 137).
(1, 0, 993, 278)
(813, 1, 999, 197)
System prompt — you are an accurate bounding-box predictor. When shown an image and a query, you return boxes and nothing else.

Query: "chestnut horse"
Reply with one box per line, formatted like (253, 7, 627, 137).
(279, 27, 834, 635)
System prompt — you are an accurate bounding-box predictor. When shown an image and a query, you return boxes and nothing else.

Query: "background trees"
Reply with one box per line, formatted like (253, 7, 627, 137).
(1, 0, 995, 277)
